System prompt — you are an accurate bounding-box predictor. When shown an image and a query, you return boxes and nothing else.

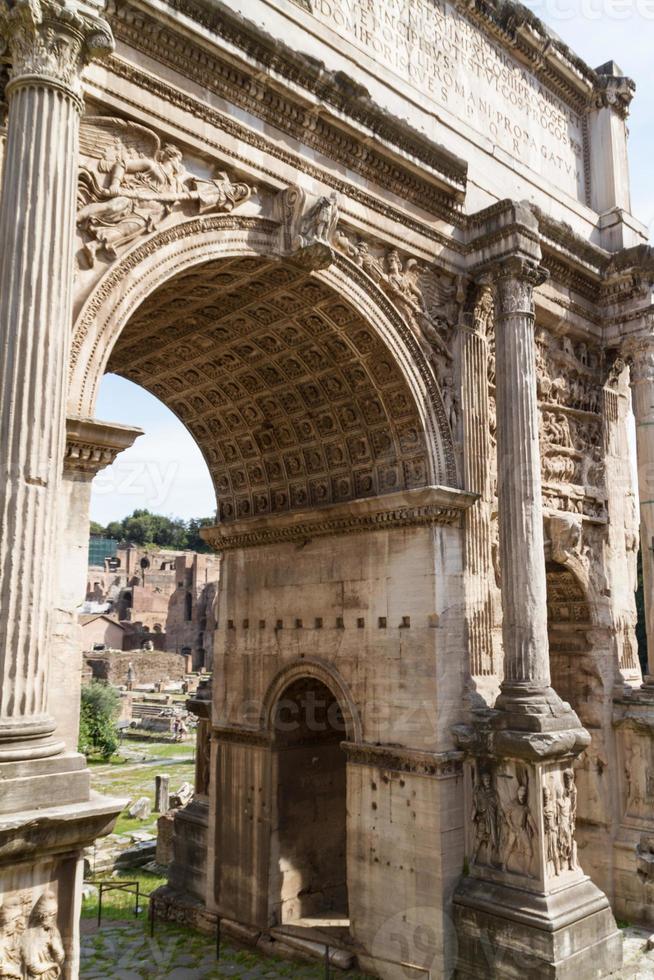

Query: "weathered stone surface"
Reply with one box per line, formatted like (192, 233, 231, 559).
(127, 797, 152, 820)
(1, 0, 654, 976)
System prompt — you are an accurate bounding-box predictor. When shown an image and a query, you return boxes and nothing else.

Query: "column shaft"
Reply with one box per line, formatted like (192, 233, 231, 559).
(0, 0, 113, 759)
(461, 291, 494, 677)
(0, 84, 78, 747)
(493, 262, 551, 694)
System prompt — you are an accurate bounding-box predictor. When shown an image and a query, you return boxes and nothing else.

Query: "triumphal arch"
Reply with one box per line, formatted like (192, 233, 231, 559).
(1, 0, 654, 974)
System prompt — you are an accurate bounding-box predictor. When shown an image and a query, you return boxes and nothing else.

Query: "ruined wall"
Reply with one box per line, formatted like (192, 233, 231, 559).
(84, 649, 187, 686)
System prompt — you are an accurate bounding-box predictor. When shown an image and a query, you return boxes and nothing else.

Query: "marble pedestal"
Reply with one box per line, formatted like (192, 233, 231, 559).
(452, 723, 622, 979)
(0, 773, 123, 980)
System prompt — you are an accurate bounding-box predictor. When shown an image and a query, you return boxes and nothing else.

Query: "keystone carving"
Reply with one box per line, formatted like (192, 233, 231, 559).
(276, 185, 339, 269)
(77, 117, 252, 267)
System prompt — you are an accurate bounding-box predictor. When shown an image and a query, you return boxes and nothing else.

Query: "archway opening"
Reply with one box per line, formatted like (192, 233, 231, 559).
(101, 255, 437, 521)
(546, 560, 593, 713)
(546, 560, 609, 889)
(269, 676, 348, 928)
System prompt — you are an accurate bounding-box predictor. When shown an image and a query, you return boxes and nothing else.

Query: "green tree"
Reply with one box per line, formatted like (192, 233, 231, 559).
(89, 520, 106, 536)
(185, 517, 213, 553)
(98, 509, 214, 552)
(79, 681, 120, 760)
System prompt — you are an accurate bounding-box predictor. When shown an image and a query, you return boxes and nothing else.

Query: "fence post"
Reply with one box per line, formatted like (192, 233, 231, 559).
(324, 943, 330, 980)
(216, 917, 221, 961)
(97, 883, 103, 928)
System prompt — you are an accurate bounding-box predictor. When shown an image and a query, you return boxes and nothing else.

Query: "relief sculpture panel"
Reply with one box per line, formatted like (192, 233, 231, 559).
(0, 891, 64, 980)
(77, 117, 252, 268)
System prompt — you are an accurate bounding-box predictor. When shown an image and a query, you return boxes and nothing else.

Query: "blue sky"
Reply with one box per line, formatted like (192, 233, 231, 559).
(89, 3, 653, 526)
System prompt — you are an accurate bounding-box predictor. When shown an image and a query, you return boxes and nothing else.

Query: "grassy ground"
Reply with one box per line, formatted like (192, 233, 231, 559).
(89, 736, 196, 838)
(81, 870, 374, 978)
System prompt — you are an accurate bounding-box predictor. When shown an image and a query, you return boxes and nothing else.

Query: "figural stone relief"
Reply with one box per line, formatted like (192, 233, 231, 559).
(332, 229, 461, 440)
(77, 117, 252, 267)
(0, 891, 64, 980)
(470, 764, 581, 882)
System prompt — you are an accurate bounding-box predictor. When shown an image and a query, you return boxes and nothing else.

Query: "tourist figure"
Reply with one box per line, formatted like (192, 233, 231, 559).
(502, 784, 537, 876)
(22, 892, 65, 980)
(543, 786, 560, 876)
(557, 769, 579, 871)
(0, 895, 25, 980)
(471, 771, 499, 865)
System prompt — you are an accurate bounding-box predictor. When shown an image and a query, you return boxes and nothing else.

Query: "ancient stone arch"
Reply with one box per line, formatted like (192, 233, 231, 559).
(69, 213, 458, 521)
(1, 0, 653, 975)
(261, 657, 362, 744)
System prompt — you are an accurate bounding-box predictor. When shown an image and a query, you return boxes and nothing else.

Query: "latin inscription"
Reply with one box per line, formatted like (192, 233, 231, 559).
(311, 0, 586, 199)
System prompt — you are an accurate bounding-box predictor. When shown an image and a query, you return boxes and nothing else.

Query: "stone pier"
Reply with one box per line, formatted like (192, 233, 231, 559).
(0, 3, 125, 976)
(453, 209, 623, 977)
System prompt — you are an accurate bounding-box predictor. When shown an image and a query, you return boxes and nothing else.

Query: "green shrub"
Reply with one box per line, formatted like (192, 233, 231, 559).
(79, 681, 120, 760)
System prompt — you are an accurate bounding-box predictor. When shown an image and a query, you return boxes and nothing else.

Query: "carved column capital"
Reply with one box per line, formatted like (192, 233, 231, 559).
(469, 281, 494, 338)
(492, 258, 549, 316)
(0, 0, 113, 104)
(623, 333, 654, 385)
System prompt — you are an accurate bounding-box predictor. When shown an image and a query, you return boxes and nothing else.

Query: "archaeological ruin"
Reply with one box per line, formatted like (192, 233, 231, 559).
(0, 0, 654, 974)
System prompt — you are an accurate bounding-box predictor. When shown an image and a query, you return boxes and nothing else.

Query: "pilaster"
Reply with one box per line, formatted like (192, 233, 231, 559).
(461, 283, 495, 681)
(50, 418, 142, 751)
(623, 336, 654, 687)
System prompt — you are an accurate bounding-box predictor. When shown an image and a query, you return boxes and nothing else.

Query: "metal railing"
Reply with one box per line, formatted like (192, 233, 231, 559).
(90, 888, 431, 978)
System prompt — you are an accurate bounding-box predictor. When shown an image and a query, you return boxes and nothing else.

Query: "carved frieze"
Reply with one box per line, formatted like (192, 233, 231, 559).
(333, 229, 459, 393)
(0, 890, 64, 980)
(467, 759, 583, 887)
(77, 117, 252, 267)
(542, 768, 579, 878)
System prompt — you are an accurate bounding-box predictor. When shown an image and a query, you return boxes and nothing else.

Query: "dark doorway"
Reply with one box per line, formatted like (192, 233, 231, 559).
(270, 677, 348, 927)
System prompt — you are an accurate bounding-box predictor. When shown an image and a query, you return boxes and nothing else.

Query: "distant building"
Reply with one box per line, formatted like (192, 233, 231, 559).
(79, 614, 127, 652)
(84, 544, 219, 668)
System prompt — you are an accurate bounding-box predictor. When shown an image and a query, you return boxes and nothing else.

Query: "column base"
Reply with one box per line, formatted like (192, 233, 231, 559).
(0, 752, 90, 815)
(495, 683, 583, 730)
(0, 713, 65, 761)
(453, 875, 623, 979)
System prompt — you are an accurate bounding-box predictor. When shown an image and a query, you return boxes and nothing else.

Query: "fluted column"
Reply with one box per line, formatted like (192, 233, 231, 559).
(626, 336, 654, 687)
(461, 284, 494, 677)
(0, 0, 113, 760)
(492, 257, 578, 728)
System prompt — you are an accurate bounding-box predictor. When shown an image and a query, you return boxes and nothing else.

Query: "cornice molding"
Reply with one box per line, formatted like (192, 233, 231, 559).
(212, 726, 272, 747)
(149, 0, 609, 118)
(104, 0, 466, 219)
(342, 740, 464, 778)
(64, 416, 143, 475)
(201, 486, 477, 550)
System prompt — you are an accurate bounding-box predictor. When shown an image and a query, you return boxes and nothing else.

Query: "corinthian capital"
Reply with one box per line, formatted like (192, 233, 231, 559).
(0, 0, 113, 101)
(492, 257, 549, 317)
(623, 333, 654, 386)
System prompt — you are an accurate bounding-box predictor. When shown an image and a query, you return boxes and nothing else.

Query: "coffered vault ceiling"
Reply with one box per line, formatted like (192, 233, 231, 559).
(108, 257, 431, 522)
